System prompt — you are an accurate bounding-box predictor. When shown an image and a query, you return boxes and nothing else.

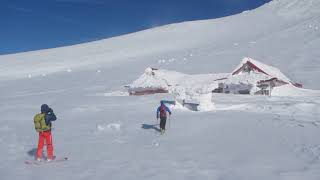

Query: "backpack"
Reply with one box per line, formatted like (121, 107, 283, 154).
(159, 105, 167, 118)
(34, 113, 50, 132)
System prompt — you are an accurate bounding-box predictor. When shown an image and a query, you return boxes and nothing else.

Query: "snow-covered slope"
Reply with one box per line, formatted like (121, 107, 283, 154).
(1, 0, 320, 89)
(1, 0, 320, 180)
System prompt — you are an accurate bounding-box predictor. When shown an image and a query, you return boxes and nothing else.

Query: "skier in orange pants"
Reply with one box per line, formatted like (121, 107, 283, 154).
(36, 131, 54, 160)
(34, 104, 57, 161)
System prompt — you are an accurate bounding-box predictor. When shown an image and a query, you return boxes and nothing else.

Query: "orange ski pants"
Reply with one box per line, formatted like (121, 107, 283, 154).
(36, 131, 54, 159)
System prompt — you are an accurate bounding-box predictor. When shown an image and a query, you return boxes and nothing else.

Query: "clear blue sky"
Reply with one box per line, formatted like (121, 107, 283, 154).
(0, 0, 271, 55)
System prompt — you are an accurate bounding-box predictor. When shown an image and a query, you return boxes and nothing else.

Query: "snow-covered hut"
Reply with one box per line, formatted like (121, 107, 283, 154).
(232, 57, 301, 87)
(126, 67, 228, 96)
(125, 67, 170, 95)
(214, 57, 302, 95)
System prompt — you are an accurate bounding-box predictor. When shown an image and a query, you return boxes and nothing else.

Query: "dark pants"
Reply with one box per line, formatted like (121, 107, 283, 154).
(160, 117, 167, 130)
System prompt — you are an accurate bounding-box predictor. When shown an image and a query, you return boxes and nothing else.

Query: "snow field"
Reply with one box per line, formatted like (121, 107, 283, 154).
(0, 68, 320, 180)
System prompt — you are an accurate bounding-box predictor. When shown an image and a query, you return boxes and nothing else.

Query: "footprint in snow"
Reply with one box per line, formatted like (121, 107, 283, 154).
(152, 141, 160, 147)
(96, 123, 121, 132)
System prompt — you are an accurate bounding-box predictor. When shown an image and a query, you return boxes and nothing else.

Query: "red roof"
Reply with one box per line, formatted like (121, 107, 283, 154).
(232, 58, 303, 88)
(232, 61, 270, 76)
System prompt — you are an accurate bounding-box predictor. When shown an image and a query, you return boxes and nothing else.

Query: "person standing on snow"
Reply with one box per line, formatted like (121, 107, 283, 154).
(156, 101, 172, 134)
(34, 104, 57, 161)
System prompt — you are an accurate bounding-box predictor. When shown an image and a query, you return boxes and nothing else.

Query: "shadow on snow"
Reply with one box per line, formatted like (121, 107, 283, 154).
(141, 123, 161, 132)
(27, 148, 45, 159)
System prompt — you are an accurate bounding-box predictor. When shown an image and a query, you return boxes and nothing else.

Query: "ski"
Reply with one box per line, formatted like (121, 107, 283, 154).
(25, 157, 68, 165)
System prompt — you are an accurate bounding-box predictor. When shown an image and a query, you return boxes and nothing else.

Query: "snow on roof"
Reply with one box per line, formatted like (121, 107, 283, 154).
(128, 67, 228, 91)
(128, 68, 172, 90)
(232, 57, 292, 83)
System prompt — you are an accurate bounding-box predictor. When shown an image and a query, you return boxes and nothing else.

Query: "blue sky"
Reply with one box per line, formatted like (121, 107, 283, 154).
(0, 0, 271, 55)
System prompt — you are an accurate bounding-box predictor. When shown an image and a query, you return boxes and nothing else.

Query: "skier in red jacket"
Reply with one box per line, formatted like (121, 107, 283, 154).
(156, 102, 172, 134)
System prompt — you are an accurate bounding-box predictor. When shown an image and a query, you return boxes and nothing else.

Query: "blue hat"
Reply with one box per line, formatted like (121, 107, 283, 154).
(41, 104, 50, 113)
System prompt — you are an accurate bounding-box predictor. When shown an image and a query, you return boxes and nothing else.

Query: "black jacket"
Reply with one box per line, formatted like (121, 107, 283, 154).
(45, 110, 57, 127)
(41, 104, 57, 127)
